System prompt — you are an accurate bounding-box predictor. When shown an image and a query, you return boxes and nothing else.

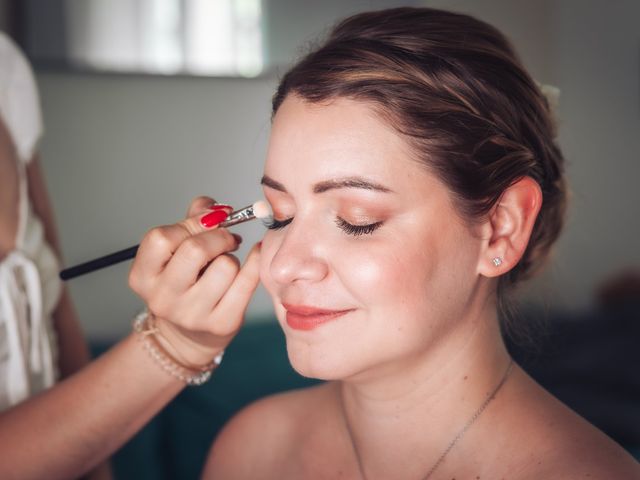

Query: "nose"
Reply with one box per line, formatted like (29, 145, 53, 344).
(269, 221, 329, 286)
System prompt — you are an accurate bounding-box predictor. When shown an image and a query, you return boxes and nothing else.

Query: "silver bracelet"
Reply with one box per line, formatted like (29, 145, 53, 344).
(133, 310, 223, 386)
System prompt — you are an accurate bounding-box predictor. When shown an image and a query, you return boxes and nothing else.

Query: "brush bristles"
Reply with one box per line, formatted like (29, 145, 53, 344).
(252, 200, 272, 219)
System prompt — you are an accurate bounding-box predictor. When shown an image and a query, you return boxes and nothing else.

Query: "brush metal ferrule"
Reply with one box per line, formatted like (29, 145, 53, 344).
(219, 205, 255, 228)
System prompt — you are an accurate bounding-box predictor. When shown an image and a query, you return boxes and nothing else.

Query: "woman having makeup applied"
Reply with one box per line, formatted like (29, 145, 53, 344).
(127, 7, 640, 479)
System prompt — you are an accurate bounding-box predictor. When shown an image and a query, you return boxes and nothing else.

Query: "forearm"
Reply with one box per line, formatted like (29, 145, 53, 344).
(0, 333, 185, 480)
(54, 289, 112, 479)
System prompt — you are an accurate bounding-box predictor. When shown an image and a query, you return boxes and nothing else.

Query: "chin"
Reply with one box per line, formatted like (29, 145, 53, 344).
(284, 337, 365, 381)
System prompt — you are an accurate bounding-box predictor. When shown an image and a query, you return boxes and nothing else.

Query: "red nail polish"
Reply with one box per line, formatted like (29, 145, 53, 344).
(201, 210, 229, 228)
(208, 204, 233, 211)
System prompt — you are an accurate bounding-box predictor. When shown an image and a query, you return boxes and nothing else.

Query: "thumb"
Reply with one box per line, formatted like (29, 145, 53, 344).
(213, 242, 262, 332)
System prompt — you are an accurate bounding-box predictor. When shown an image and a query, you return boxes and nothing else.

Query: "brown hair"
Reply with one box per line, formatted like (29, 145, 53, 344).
(272, 7, 567, 335)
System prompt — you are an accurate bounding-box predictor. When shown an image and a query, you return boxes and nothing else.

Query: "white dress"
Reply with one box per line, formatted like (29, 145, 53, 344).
(0, 32, 61, 409)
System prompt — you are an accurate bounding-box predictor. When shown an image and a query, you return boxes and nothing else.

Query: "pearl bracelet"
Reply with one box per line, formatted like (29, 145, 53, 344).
(133, 310, 224, 386)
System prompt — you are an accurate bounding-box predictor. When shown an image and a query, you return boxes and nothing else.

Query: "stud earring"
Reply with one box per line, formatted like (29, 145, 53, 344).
(492, 257, 503, 267)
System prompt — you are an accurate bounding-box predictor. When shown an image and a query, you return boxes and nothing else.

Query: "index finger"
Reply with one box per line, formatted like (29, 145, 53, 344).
(186, 196, 222, 217)
(134, 206, 233, 277)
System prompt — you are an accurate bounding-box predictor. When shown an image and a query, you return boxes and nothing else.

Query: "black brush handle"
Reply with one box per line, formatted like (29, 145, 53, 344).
(59, 245, 139, 280)
(58, 204, 264, 281)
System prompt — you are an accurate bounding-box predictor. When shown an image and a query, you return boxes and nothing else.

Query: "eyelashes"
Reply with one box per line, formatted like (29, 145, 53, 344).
(265, 217, 293, 230)
(335, 218, 382, 236)
(265, 216, 382, 237)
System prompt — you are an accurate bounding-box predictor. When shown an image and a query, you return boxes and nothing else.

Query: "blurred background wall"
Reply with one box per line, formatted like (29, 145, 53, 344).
(2, 0, 638, 340)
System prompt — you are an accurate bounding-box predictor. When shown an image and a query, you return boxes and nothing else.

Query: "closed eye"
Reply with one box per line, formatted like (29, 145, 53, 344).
(265, 217, 383, 236)
(265, 217, 293, 230)
(335, 217, 382, 236)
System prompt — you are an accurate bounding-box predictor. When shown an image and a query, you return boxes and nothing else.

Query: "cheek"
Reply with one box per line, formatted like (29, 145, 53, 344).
(258, 234, 277, 296)
(337, 239, 432, 309)
(343, 225, 477, 320)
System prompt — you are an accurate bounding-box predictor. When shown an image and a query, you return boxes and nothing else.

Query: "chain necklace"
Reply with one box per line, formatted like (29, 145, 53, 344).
(343, 358, 515, 480)
(422, 358, 514, 479)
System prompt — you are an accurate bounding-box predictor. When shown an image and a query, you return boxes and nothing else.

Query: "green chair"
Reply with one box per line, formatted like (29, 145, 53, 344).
(103, 319, 319, 480)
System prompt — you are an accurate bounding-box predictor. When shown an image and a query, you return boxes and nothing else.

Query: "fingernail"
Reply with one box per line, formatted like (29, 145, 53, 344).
(232, 234, 243, 244)
(257, 241, 262, 248)
(208, 204, 233, 211)
(201, 210, 229, 228)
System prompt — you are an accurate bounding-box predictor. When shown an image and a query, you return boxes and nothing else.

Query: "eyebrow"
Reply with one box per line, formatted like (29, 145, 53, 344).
(261, 175, 394, 194)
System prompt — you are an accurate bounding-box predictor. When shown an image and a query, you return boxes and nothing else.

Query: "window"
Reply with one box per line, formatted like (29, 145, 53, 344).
(63, 0, 263, 76)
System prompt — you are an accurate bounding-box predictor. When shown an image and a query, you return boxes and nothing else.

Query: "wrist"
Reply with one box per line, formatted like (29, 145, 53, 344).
(151, 313, 225, 367)
(133, 310, 223, 386)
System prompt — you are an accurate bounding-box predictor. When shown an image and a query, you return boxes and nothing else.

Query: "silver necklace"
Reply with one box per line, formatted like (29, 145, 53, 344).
(422, 358, 514, 479)
(343, 358, 515, 480)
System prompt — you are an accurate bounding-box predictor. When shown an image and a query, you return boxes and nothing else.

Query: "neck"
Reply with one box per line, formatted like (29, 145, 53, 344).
(338, 307, 513, 479)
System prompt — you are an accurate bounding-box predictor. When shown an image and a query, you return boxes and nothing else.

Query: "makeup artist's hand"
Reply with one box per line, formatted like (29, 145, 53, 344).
(128, 196, 262, 366)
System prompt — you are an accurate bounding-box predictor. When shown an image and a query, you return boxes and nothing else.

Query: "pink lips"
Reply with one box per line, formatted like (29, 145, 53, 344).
(283, 303, 353, 331)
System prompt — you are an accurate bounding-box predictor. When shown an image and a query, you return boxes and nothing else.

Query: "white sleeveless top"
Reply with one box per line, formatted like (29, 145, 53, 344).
(0, 32, 61, 410)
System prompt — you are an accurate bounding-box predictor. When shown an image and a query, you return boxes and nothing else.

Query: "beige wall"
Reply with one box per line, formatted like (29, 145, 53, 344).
(0, 0, 9, 32)
(38, 73, 278, 339)
(542, 0, 640, 307)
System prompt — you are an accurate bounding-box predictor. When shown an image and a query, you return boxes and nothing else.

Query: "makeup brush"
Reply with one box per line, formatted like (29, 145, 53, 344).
(59, 201, 272, 281)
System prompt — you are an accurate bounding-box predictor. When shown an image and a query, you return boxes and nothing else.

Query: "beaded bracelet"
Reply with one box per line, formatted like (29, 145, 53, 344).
(133, 310, 224, 386)
(146, 314, 218, 372)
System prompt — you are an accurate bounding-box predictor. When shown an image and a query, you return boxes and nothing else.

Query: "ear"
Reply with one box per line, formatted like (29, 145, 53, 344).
(476, 176, 542, 278)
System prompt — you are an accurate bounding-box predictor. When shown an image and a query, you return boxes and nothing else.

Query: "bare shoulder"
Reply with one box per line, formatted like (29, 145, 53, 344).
(529, 423, 640, 479)
(506, 368, 640, 479)
(202, 382, 333, 479)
